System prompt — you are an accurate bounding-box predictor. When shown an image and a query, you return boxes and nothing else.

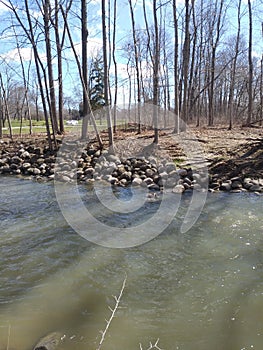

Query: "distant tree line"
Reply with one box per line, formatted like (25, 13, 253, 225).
(0, 0, 262, 148)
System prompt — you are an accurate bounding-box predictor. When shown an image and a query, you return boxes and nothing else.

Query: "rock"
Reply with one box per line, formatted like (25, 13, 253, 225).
(107, 154, 119, 163)
(159, 171, 168, 180)
(145, 168, 155, 178)
(148, 183, 160, 191)
(176, 168, 188, 177)
(144, 177, 153, 185)
(11, 155, 22, 164)
(33, 168, 41, 176)
(249, 184, 262, 192)
(33, 331, 63, 350)
(172, 184, 185, 194)
(231, 180, 242, 189)
(165, 177, 177, 188)
(1, 165, 11, 173)
(165, 162, 176, 173)
(21, 151, 31, 159)
(22, 162, 32, 170)
(132, 177, 143, 186)
(220, 182, 232, 191)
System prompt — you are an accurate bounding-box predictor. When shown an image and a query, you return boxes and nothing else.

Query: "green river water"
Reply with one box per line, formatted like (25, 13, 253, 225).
(0, 176, 262, 350)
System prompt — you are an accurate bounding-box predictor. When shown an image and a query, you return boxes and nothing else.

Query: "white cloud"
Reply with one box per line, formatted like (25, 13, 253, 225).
(0, 2, 9, 14)
(0, 47, 46, 63)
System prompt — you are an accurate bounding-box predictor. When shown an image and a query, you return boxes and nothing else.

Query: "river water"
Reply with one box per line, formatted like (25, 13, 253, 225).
(0, 176, 262, 350)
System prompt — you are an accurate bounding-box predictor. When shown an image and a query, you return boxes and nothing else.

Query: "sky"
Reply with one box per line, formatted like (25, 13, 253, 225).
(0, 0, 262, 109)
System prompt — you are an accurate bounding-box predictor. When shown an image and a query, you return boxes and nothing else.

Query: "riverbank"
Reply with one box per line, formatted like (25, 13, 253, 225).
(0, 126, 262, 194)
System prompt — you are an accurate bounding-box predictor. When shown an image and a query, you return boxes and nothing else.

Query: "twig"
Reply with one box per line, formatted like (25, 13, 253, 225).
(96, 275, 127, 350)
(6, 323, 11, 350)
(139, 338, 164, 350)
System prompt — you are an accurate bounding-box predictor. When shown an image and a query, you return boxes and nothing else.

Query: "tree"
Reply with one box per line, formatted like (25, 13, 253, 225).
(246, 0, 253, 126)
(228, 0, 242, 130)
(128, 0, 141, 133)
(102, 0, 114, 147)
(152, 0, 159, 144)
(89, 56, 105, 111)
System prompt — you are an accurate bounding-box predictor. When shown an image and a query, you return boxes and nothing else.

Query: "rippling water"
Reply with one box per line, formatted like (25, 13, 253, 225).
(0, 176, 262, 350)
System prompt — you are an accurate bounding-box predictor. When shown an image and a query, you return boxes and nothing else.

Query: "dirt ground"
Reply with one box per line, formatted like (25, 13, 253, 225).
(1, 125, 263, 181)
(114, 125, 263, 180)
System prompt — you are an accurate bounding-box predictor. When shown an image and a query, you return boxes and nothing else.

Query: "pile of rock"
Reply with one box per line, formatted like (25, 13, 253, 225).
(209, 175, 263, 193)
(1, 140, 262, 194)
(55, 145, 207, 194)
(0, 141, 56, 178)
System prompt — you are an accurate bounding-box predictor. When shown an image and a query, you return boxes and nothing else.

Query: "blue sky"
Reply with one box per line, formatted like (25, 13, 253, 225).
(0, 0, 262, 108)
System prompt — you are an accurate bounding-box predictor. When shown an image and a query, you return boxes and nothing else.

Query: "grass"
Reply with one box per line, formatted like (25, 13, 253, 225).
(1, 118, 130, 136)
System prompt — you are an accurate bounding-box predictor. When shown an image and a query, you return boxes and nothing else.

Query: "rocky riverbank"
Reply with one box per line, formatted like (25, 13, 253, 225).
(0, 127, 263, 195)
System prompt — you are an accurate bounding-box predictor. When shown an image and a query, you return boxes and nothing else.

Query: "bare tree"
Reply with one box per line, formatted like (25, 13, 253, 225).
(228, 0, 242, 130)
(153, 0, 159, 144)
(128, 0, 141, 133)
(246, 0, 253, 126)
(102, 0, 114, 147)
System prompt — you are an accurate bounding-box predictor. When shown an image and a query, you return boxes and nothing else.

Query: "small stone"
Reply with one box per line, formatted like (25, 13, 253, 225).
(33, 168, 41, 175)
(165, 162, 176, 173)
(172, 184, 185, 194)
(165, 177, 177, 188)
(231, 180, 242, 189)
(220, 182, 232, 191)
(176, 168, 188, 177)
(148, 183, 160, 191)
(132, 177, 143, 186)
(144, 177, 153, 185)
(249, 184, 262, 192)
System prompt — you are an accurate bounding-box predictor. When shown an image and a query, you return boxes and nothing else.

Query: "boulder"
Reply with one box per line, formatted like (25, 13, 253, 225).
(33, 332, 63, 350)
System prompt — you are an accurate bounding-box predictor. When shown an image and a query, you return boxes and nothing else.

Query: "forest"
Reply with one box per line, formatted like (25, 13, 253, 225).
(0, 0, 262, 149)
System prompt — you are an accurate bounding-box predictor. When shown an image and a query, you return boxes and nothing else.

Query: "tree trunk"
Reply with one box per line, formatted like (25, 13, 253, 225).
(81, 0, 89, 139)
(43, 0, 58, 134)
(153, 0, 159, 144)
(246, 0, 253, 126)
(128, 0, 141, 133)
(102, 0, 114, 147)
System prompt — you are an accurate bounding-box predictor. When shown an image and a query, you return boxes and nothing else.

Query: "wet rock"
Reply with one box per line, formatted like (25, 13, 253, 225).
(33, 331, 63, 350)
(165, 177, 177, 188)
(172, 184, 185, 194)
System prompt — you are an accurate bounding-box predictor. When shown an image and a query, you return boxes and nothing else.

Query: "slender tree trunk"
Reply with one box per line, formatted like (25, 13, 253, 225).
(43, 0, 58, 134)
(61, 5, 103, 147)
(181, 0, 190, 125)
(246, 0, 253, 126)
(153, 0, 159, 144)
(228, 0, 241, 130)
(112, 0, 118, 133)
(173, 0, 179, 132)
(102, 0, 114, 147)
(81, 0, 89, 139)
(128, 0, 141, 133)
(0, 74, 12, 140)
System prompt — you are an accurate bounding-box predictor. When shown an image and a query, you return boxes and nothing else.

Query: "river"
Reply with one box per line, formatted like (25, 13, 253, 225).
(0, 176, 262, 350)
